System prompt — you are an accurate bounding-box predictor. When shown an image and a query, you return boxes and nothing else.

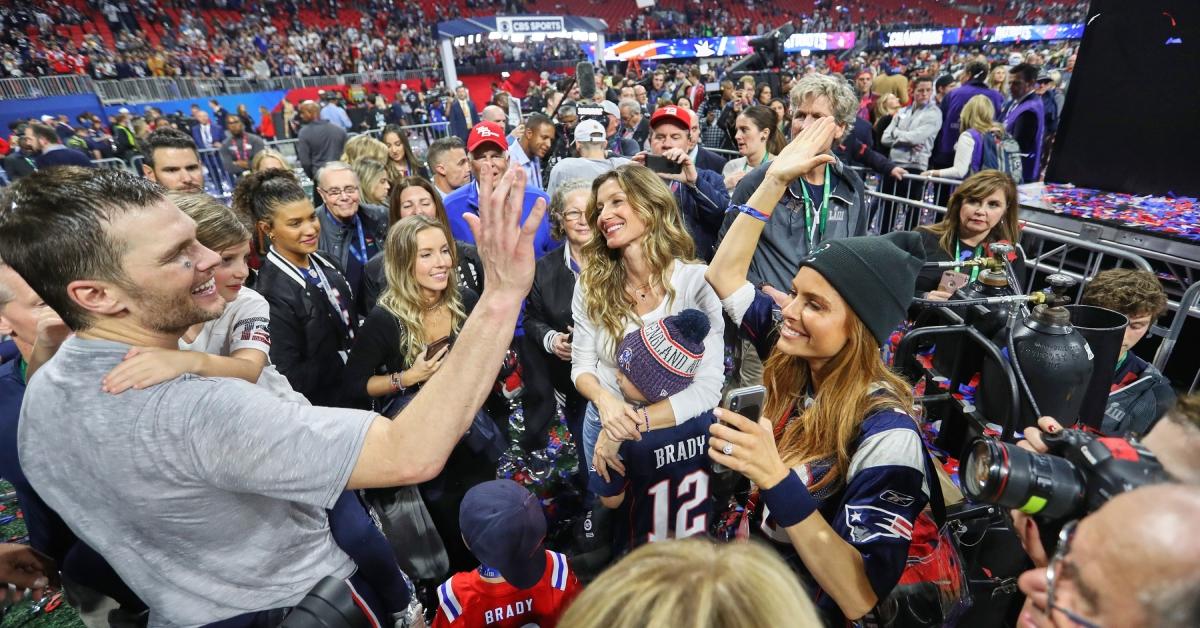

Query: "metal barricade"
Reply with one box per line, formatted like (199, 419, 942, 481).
(1152, 281, 1200, 387)
(91, 157, 133, 172)
(400, 122, 450, 161)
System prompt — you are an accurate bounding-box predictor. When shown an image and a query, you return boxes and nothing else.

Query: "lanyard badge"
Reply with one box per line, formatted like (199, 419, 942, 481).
(799, 164, 832, 248)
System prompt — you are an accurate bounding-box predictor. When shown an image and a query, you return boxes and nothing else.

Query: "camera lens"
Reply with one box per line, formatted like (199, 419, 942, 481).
(960, 439, 1087, 521)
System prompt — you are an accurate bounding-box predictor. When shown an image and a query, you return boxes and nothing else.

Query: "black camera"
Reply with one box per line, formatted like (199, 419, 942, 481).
(575, 104, 606, 126)
(961, 429, 1167, 526)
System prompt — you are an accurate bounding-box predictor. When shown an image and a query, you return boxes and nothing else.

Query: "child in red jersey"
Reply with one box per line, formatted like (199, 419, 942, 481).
(432, 480, 581, 628)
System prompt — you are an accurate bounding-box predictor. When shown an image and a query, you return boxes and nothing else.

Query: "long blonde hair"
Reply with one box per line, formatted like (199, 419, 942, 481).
(763, 308, 915, 492)
(351, 159, 389, 205)
(377, 215, 466, 365)
(559, 538, 821, 628)
(959, 94, 1003, 136)
(578, 164, 696, 356)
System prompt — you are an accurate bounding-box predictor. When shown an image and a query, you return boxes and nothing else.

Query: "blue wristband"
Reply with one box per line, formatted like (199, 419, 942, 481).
(727, 203, 771, 222)
(761, 469, 819, 528)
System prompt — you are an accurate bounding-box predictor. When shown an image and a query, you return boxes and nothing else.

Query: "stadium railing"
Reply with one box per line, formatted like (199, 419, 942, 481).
(852, 167, 1200, 382)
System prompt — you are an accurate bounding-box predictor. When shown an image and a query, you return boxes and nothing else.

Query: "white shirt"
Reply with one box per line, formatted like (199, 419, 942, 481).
(179, 288, 309, 405)
(570, 260, 725, 425)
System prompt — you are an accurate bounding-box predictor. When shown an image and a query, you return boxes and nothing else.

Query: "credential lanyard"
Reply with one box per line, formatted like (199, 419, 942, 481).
(800, 164, 832, 248)
(328, 208, 368, 266)
(954, 239, 985, 283)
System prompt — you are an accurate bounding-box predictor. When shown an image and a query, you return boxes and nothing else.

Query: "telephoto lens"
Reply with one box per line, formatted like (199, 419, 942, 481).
(960, 439, 1087, 522)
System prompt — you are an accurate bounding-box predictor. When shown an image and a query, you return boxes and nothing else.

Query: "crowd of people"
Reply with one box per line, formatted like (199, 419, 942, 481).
(3, 2, 1200, 628)
(1, 0, 1088, 81)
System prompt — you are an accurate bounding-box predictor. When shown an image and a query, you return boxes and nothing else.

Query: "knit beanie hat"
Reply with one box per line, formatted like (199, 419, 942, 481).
(616, 309, 710, 403)
(796, 231, 926, 345)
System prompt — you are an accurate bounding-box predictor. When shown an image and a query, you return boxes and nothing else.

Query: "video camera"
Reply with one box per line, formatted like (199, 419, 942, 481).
(575, 104, 605, 126)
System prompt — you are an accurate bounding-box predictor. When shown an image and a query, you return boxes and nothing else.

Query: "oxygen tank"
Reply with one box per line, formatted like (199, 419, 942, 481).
(980, 301, 1094, 432)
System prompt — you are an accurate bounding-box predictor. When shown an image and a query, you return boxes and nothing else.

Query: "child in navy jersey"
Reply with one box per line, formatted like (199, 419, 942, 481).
(588, 309, 718, 551)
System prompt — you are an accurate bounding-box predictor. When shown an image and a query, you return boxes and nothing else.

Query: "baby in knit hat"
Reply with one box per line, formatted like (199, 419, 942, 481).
(588, 309, 719, 551)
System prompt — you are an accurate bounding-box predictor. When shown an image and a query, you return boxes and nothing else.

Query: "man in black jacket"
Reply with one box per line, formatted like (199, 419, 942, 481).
(25, 122, 94, 169)
(315, 162, 389, 314)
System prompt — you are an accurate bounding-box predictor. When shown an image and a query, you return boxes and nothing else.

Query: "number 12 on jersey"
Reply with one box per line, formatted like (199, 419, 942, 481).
(646, 470, 710, 542)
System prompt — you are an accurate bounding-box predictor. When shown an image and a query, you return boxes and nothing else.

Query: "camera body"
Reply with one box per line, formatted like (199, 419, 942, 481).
(961, 429, 1168, 526)
(575, 104, 606, 126)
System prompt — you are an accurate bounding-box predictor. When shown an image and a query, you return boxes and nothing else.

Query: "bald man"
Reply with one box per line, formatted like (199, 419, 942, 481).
(1017, 484, 1200, 628)
(296, 99, 347, 204)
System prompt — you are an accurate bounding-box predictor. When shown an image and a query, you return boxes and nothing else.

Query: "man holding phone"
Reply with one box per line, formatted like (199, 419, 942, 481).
(632, 106, 729, 261)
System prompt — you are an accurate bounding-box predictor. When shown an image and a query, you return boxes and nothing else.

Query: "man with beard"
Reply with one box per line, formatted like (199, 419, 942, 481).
(0, 164, 544, 626)
(140, 127, 205, 193)
(218, 113, 265, 179)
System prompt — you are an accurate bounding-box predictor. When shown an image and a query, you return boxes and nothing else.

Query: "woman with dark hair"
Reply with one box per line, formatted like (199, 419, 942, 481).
(362, 176, 484, 311)
(233, 169, 356, 407)
(757, 83, 773, 106)
(343, 215, 494, 574)
(705, 118, 940, 625)
(914, 169, 1026, 300)
(381, 123, 424, 182)
(769, 97, 789, 138)
(722, 105, 784, 192)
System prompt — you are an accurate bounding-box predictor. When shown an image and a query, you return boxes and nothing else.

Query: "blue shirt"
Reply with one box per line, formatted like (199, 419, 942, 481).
(443, 182, 555, 258)
(320, 103, 353, 130)
(589, 412, 717, 550)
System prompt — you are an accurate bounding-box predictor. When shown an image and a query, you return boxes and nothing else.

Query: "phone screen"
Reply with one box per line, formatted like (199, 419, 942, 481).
(645, 153, 684, 175)
(723, 385, 766, 422)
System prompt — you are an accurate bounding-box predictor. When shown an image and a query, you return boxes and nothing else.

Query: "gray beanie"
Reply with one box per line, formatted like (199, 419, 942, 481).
(796, 231, 926, 345)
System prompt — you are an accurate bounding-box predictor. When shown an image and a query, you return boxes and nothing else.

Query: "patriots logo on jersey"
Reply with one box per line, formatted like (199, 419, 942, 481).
(845, 504, 914, 543)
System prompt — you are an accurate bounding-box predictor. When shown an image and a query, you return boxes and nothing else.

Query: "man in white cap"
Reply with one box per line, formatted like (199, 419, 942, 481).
(546, 119, 632, 196)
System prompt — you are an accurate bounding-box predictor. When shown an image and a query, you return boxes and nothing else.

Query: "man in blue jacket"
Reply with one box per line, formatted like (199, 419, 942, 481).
(444, 121, 553, 258)
(448, 84, 481, 143)
(634, 106, 729, 261)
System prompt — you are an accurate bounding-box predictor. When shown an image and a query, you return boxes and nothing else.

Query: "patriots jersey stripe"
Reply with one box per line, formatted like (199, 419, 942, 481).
(550, 551, 568, 591)
(438, 579, 463, 621)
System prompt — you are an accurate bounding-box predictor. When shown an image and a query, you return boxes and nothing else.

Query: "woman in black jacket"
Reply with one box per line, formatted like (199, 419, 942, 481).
(520, 179, 592, 468)
(914, 169, 1026, 299)
(233, 169, 357, 407)
(342, 214, 491, 574)
(362, 176, 484, 312)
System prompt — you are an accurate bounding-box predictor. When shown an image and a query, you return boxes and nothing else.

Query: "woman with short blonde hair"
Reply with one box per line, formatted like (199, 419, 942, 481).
(559, 538, 821, 628)
(340, 134, 389, 164)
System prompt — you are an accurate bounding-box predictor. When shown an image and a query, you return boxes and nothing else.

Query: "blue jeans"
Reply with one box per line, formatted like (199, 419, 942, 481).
(582, 402, 602, 473)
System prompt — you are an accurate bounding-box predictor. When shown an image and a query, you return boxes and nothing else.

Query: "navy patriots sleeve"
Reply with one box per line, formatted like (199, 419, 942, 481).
(722, 285, 780, 360)
(830, 411, 930, 599)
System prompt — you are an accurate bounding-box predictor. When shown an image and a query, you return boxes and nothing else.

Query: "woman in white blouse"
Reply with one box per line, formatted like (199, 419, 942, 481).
(571, 164, 725, 471)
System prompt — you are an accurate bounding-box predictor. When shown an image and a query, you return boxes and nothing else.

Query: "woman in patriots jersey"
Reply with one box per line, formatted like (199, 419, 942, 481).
(704, 117, 933, 624)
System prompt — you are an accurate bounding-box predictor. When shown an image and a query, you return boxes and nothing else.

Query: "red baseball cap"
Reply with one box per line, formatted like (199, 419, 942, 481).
(649, 105, 694, 131)
(467, 121, 508, 153)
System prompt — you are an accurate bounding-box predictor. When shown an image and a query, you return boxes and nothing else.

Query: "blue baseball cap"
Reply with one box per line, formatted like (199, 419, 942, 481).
(460, 480, 547, 589)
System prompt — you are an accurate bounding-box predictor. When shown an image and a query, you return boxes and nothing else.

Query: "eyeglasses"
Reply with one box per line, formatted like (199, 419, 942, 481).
(560, 210, 584, 223)
(1045, 520, 1102, 628)
(320, 186, 359, 197)
(471, 154, 508, 164)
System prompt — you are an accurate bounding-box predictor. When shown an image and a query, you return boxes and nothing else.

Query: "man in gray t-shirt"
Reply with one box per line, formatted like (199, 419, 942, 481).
(0, 164, 541, 626)
(21, 338, 372, 623)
